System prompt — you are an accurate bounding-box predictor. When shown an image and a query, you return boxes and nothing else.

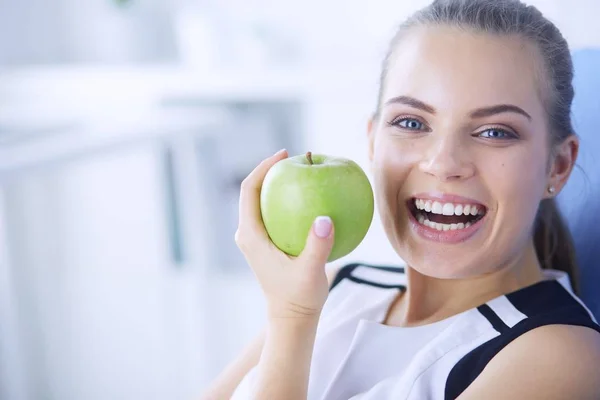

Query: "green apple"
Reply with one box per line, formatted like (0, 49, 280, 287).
(260, 152, 374, 262)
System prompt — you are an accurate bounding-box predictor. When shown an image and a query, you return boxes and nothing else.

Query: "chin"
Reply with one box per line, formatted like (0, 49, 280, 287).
(410, 257, 484, 280)
(379, 192, 507, 279)
(398, 243, 487, 280)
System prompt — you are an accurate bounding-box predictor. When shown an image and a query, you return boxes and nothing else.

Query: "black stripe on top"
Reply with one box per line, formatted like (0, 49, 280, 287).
(445, 280, 600, 400)
(477, 304, 509, 333)
(329, 262, 406, 291)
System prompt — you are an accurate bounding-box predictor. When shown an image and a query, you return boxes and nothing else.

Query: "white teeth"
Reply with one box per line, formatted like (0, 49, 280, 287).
(424, 201, 432, 212)
(417, 218, 474, 231)
(415, 199, 422, 210)
(442, 203, 454, 216)
(454, 204, 463, 216)
(413, 198, 484, 217)
(413, 198, 486, 232)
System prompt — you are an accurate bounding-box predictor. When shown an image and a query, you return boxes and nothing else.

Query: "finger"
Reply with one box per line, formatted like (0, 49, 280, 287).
(238, 149, 288, 236)
(298, 216, 335, 269)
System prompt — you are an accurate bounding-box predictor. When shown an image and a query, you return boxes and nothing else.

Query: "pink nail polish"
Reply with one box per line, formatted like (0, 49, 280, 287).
(313, 216, 332, 238)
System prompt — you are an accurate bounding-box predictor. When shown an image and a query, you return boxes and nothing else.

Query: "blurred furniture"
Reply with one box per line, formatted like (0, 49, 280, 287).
(558, 48, 600, 320)
(0, 68, 305, 400)
(0, 111, 224, 400)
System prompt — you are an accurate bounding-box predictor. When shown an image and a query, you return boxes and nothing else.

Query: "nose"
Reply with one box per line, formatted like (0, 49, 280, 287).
(418, 134, 475, 182)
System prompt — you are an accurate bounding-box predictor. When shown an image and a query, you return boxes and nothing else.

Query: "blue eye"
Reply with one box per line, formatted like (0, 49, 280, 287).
(478, 128, 516, 139)
(392, 118, 425, 131)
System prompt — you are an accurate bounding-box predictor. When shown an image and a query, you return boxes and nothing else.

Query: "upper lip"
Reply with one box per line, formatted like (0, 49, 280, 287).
(410, 192, 487, 209)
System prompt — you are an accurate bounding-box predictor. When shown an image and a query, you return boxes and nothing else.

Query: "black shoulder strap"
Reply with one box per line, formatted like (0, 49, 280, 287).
(329, 262, 406, 291)
(445, 280, 600, 399)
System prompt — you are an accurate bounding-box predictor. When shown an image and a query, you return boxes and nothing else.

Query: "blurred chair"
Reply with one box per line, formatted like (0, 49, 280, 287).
(558, 48, 600, 320)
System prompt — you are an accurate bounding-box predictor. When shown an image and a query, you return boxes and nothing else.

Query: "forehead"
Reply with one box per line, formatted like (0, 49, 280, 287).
(383, 25, 547, 116)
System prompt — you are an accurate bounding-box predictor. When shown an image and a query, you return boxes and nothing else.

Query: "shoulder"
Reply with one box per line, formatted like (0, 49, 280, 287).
(446, 278, 600, 399)
(458, 324, 600, 399)
(445, 278, 600, 399)
(328, 262, 406, 291)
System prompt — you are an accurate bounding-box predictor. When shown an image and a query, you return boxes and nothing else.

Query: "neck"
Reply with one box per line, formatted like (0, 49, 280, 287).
(386, 241, 544, 327)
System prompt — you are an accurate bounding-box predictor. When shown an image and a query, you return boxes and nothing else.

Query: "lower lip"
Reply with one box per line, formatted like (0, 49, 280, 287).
(407, 208, 485, 244)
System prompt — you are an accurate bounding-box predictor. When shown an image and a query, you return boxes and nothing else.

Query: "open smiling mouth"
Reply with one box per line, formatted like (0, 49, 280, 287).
(407, 198, 487, 232)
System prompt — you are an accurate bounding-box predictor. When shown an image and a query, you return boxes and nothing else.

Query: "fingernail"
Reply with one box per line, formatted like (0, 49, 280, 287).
(313, 216, 332, 238)
(274, 148, 286, 156)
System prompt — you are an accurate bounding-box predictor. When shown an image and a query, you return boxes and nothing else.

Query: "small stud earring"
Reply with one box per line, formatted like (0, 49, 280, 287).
(548, 186, 556, 194)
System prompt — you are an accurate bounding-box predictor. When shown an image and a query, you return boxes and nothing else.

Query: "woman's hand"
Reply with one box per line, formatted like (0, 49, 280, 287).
(235, 149, 336, 321)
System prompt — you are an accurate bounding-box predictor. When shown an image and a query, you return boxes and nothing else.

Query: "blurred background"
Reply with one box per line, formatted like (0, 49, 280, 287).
(0, 0, 599, 399)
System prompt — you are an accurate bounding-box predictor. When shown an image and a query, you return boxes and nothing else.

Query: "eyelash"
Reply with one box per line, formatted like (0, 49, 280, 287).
(476, 127, 518, 140)
(387, 116, 429, 132)
(387, 117, 518, 140)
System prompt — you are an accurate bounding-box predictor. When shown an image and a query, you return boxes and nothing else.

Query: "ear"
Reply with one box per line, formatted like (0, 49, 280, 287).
(546, 135, 579, 198)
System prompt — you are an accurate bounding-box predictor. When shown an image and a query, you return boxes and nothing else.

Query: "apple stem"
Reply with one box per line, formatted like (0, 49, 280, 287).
(306, 151, 314, 165)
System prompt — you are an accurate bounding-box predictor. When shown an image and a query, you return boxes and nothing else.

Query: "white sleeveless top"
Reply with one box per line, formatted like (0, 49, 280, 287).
(231, 263, 599, 399)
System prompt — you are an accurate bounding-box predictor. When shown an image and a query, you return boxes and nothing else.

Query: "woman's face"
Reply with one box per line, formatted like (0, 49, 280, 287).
(369, 26, 572, 279)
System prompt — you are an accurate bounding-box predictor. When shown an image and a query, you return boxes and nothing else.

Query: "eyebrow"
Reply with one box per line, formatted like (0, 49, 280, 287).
(384, 96, 436, 114)
(383, 95, 532, 121)
(470, 104, 532, 121)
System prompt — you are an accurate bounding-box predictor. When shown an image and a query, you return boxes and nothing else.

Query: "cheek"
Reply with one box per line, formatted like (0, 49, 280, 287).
(483, 146, 547, 225)
(372, 134, 419, 193)
(373, 132, 424, 171)
(372, 135, 416, 218)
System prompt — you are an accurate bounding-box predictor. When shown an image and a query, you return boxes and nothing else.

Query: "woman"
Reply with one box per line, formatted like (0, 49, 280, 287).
(204, 0, 600, 398)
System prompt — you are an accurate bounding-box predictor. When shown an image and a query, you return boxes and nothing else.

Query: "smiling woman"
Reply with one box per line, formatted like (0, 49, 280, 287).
(203, 1, 600, 399)
(368, 17, 578, 284)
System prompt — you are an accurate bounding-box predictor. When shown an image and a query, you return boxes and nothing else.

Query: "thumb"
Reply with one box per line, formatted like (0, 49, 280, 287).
(300, 216, 335, 267)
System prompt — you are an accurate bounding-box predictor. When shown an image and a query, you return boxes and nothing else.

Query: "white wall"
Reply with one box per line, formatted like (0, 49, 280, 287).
(0, 0, 176, 65)
(0, 192, 29, 400)
(4, 0, 597, 66)
(530, 0, 600, 50)
(0, 0, 68, 65)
